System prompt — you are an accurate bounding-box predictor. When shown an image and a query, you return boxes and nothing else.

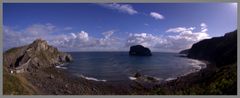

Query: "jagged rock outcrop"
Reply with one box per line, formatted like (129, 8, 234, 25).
(129, 45, 152, 56)
(3, 38, 72, 73)
(187, 30, 237, 67)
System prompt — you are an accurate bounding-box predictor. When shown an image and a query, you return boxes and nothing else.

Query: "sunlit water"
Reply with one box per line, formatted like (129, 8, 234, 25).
(57, 52, 206, 82)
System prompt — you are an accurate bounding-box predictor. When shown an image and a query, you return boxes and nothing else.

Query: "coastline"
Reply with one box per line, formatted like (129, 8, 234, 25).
(130, 59, 218, 95)
(149, 60, 237, 95)
(4, 56, 236, 95)
(164, 59, 209, 82)
(23, 56, 213, 95)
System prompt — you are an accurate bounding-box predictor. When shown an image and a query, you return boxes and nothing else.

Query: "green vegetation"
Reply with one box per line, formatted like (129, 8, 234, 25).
(150, 63, 237, 95)
(3, 67, 39, 95)
(3, 68, 29, 95)
(205, 63, 237, 94)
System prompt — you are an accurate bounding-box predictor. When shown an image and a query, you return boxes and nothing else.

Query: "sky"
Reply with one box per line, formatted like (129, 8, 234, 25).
(3, 3, 237, 52)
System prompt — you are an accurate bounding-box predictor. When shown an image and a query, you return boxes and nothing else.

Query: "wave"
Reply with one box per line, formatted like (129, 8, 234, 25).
(164, 61, 207, 82)
(129, 76, 137, 80)
(55, 65, 67, 69)
(165, 77, 177, 81)
(75, 74, 107, 82)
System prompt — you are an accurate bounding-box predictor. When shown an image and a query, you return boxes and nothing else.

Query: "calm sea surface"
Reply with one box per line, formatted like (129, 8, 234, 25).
(61, 52, 205, 82)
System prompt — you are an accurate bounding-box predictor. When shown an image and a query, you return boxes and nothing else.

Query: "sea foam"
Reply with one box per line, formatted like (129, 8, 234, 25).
(76, 74, 107, 82)
(129, 76, 137, 80)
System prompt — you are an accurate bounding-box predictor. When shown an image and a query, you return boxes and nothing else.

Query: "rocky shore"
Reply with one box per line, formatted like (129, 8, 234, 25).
(24, 66, 131, 95)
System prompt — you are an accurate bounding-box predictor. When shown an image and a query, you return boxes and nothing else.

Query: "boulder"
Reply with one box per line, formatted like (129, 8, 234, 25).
(59, 53, 72, 62)
(134, 72, 142, 78)
(133, 72, 160, 83)
(129, 45, 152, 56)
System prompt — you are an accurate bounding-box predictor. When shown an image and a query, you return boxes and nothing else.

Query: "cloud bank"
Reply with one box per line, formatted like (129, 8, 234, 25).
(4, 23, 210, 52)
(126, 23, 210, 52)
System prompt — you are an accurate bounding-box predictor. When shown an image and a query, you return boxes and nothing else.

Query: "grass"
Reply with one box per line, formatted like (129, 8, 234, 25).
(3, 68, 29, 95)
(3, 67, 38, 95)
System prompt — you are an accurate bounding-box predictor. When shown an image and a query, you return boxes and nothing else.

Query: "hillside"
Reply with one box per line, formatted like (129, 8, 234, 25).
(149, 30, 237, 95)
(187, 30, 237, 67)
(3, 39, 72, 94)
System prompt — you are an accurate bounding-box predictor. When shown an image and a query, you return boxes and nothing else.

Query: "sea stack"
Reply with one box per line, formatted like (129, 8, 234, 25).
(3, 38, 72, 73)
(129, 45, 152, 56)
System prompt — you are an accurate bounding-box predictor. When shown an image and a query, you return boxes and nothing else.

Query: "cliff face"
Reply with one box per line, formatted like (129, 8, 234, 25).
(187, 30, 237, 67)
(3, 39, 72, 73)
(179, 49, 189, 54)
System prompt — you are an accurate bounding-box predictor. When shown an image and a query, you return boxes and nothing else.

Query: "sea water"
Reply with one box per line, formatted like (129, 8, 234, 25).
(60, 52, 206, 82)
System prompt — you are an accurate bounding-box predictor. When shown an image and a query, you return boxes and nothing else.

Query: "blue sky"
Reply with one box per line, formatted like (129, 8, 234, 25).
(3, 3, 237, 52)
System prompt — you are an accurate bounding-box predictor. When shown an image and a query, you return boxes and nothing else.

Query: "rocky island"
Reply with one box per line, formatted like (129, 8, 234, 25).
(129, 45, 152, 56)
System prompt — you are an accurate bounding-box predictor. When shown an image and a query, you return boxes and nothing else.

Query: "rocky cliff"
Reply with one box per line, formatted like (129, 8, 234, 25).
(3, 39, 72, 73)
(151, 30, 237, 95)
(179, 49, 189, 54)
(187, 30, 237, 67)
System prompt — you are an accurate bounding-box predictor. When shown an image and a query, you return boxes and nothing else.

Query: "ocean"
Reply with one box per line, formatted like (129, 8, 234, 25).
(57, 52, 206, 82)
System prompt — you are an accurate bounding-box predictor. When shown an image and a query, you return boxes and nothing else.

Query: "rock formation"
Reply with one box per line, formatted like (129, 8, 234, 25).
(3, 38, 72, 73)
(129, 45, 152, 56)
(133, 72, 160, 83)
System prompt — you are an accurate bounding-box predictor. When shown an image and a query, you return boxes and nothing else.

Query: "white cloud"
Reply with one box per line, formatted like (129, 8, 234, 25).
(25, 23, 56, 36)
(150, 12, 164, 20)
(200, 22, 208, 32)
(126, 33, 168, 48)
(166, 27, 195, 33)
(3, 26, 24, 50)
(125, 23, 211, 52)
(98, 30, 120, 47)
(166, 24, 210, 42)
(102, 30, 114, 39)
(4, 23, 123, 52)
(77, 31, 89, 42)
(100, 3, 138, 15)
(4, 23, 211, 52)
(58, 31, 97, 48)
(52, 30, 120, 50)
(144, 23, 149, 26)
(64, 27, 73, 30)
(3, 23, 59, 50)
(165, 23, 210, 51)
(70, 33, 77, 39)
